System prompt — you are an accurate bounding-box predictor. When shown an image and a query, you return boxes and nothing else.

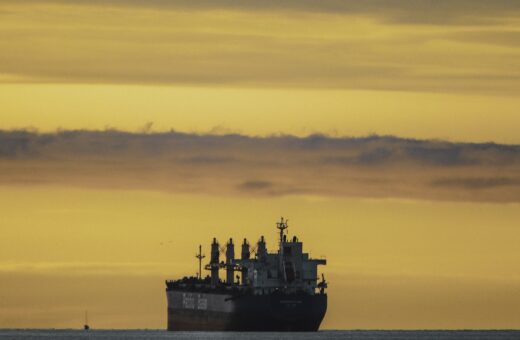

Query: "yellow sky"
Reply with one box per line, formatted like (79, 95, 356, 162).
(1, 187, 519, 329)
(1, 2, 520, 142)
(2, 84, 520, 143)
(1, 0, 520, 330)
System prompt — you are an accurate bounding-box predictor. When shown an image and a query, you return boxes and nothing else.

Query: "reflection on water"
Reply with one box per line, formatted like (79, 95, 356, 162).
(0, 330, 519, 340)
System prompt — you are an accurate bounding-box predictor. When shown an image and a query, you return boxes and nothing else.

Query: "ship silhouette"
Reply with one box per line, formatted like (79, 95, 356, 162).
(165, 217, 327, 331)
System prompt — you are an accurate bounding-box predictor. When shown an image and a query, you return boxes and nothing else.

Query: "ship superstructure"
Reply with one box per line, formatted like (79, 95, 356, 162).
(165, 218, 327, 331)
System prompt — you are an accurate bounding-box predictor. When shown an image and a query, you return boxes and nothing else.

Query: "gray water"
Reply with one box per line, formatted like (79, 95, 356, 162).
(0, 330, 519, 340)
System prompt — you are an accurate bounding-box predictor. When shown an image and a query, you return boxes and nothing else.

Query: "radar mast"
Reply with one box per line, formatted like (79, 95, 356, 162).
(276, 217, 288, 250)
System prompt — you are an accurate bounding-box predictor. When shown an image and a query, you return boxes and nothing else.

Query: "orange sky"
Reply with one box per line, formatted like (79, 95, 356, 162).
(0, 0, 519, 330)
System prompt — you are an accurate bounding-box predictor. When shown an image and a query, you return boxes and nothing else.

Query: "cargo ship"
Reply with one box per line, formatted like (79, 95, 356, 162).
(165, 217, 327, 331)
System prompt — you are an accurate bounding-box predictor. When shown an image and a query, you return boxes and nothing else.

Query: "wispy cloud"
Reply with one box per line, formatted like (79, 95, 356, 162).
(0, 261, 174, 276)
(1, 129, 519, 202)
(431, 177, 520, 190)
(3, 0, 520, 25)
(0, 2, 519, 93)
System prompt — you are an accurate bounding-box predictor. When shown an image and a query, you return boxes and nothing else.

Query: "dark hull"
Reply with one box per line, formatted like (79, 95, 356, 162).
(166, 290, 327, 331)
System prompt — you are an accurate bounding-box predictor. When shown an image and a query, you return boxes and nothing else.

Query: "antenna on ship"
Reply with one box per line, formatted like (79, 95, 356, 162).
(84, 310, 90, 330)
(276, 217, 289, 282)
(195, 245, 206, 280)
(276, 216, 288, 248)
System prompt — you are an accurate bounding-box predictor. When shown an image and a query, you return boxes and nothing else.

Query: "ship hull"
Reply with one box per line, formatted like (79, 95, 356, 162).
(166, 290, 327, 331)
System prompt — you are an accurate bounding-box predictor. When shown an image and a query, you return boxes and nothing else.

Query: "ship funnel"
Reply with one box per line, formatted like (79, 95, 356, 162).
(241, 238, 250, 285)
(241, 238, 250, 260)
(226, 238, 235, 284)
(210, 238, 220, 286)
(257, 235, 267, 261)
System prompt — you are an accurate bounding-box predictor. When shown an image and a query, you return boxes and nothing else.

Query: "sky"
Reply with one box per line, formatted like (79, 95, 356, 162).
(0, 0, 519, 330)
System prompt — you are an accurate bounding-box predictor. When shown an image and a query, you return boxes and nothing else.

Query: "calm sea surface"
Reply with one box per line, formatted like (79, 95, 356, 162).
(0, 330, 519, 340)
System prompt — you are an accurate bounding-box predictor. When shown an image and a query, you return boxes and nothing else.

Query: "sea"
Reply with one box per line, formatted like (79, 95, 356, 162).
(0, 330, 519, 340)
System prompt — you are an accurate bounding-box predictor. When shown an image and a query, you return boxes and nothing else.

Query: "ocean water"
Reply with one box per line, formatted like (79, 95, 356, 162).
(0, 330, 519, 340)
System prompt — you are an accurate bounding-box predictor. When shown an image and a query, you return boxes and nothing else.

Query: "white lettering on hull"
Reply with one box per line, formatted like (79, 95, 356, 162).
(171, 291, 234, 313)
(197, 294, 208, 310)
(182, 293, 195, 309)
(182, 293, 208, 310)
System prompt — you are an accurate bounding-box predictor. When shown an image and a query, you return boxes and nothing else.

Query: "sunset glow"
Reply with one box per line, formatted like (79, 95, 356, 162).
(1, 0, 519, 330)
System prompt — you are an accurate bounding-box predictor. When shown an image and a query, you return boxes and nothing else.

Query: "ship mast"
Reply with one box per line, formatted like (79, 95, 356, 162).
(276, 217, 288, 283)
(195, 245, 205, 280)
(276, 217, 288, 251)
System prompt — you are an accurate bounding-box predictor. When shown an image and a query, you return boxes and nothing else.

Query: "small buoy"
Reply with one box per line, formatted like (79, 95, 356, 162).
(84, 310, 90, 330)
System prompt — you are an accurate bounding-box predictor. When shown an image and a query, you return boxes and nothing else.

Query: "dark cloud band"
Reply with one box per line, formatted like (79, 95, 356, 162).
(1, 130, 519, 202)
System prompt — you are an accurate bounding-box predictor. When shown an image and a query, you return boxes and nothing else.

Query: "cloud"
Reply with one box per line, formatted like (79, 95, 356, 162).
(431, 177, 520, 190)
(0, 2, 519, 94)
(445, 30, 520, 47)
(1, 129, 519, 202)
(0, 261, 172, 276)
(238, 180, 273, 191)
(4, 0, 520, 25)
